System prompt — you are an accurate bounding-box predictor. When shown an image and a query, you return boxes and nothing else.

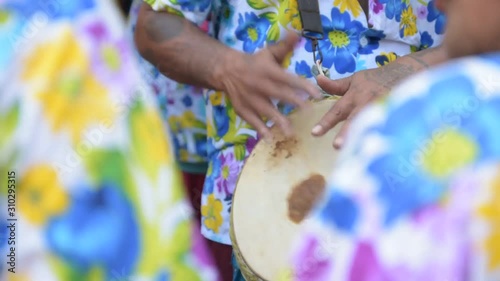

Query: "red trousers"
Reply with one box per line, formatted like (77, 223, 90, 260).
(182, 172, 233, 281)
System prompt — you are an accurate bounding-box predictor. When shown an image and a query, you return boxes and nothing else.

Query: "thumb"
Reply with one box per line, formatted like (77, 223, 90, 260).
(267, 32, 301, 64)
(316, 75, 351, 97)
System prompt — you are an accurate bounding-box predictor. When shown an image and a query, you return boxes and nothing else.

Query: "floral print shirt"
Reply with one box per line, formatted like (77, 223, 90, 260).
(0, 1, 217, 280)
(286, 53, 500, 281)
(144, 0, 446, 244)
(128, 0, 210, 174)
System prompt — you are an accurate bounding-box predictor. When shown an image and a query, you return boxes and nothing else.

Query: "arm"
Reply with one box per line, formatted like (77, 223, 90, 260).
(134, 3, 235, 90)
(134, 3, 319, 139)
(363, 46, 448, 90)
(313, 45, 449, 149)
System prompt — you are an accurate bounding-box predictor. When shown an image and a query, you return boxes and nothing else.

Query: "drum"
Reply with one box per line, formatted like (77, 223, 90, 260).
(230, 98, 342, 281)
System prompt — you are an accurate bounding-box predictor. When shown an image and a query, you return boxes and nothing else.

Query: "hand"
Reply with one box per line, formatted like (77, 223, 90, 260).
(215, 32, 321, 141)
(311, 68, 396, 149)
(311, 46, 448, 149)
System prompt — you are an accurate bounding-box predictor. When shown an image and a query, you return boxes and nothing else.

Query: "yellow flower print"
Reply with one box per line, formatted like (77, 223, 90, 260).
(328, 30, 350, 49)
(18, 165, 69, 225)
(282, 51, 293, 69)
(180, 111, 197, 127)
(400, 6, 417, 37)
(7, 273, 30, 281)
(22, 28, 114, 144)
(129, 101, 171, 180)
(278, 0, 302, 31)
(209, 91, 224, 106)
(206, 117, 217, 139)
(168, 115, 181, 132)
(201, 194, 224, 233)
(375, 52, 399, 67)
(100, 44, 121, 71)
(477, 171, 500, 270)
(422, 128, 477, 178)
(0, 9, 10, 24)
(333, 0, 362, 18)
(179, 149, 190, 162)
(275, 268, 293, 281)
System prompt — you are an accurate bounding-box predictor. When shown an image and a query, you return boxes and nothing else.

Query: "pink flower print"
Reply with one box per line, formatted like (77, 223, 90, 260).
(292, 235, 333, 281)
(349, 242, 391, 281)
(417, 5, 428, 19)
(216, 153, 240, 195)
(192, 223, 215, 267)
(246, 136, 258, 154)
(370, 0, 384, 14)
(200, 20, 210, 33)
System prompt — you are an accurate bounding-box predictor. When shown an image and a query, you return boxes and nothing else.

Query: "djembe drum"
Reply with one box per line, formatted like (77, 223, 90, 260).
(230, 98, 342, 281)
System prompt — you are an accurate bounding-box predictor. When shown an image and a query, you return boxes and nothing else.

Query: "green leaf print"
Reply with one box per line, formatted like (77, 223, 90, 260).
(262, 11, 278, 22)
(0, 101, 19, 150)
(248, 0, 270, 10)
(192, 119, 207, 130)
(266, 22, 281, 42)
(83, 149, 142, 212)
(165, 6, 184, 17)
(234, 145, 247, 161)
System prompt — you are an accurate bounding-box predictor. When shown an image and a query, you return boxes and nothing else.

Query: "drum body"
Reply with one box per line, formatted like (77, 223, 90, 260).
(231, 99, 342, 281)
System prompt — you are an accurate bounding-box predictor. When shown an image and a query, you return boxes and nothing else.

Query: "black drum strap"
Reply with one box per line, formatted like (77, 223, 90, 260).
(296, 0, 324, 38)
(296, 0, 324, 66)
(296, 0, 326, 78)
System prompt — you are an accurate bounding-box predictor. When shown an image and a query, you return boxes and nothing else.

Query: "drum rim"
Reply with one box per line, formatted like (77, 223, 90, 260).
(229, 97, 338, 281)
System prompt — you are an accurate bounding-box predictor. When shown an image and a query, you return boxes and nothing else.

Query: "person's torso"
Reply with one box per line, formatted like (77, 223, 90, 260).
(205, 0, 445, 156)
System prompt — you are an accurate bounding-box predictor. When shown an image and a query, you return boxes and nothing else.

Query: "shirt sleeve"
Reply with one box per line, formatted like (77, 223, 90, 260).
(286, 58, 500, 281)
(144, 0, 212, 26)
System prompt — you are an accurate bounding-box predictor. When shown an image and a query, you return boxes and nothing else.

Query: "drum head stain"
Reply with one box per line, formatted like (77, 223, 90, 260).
(271, 138, 298, 158)
(287, 174, 326, 224)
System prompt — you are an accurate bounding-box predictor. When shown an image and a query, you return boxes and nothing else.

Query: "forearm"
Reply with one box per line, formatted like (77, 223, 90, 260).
(364, 45, 449, 89)
(402, 45, 449, 69)
(134, 3, 237, 90)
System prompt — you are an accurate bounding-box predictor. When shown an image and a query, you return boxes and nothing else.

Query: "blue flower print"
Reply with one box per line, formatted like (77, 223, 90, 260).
(177, 0, 211, 12)
(358, 29, 386, 55)
(410, 31, 434, 52)
(420, 31, 434, 49)
(156, 270, 170, 281)
(427, 0, 446, 34)
(367, 73, 500, 226)
(375, 52, 398, 66)
(295, 61, 313, 78)
(182, 94, 193, 107)
(355, 56, 367, 71)
(319, 190, 359, 233)
(224, 35, 238, 46)
(5, 0, 95, 20)
(219, 0, 235, 28)
(305, 8, 365, 74)
(235, 12, 270, 53)
(205, 138, 217, 158)
(378, 0, 406, 21)
(204, 156, 222, 194)
(0, 9, 25, 69)
(46, 183, 139, 278)
(0, 221, 7, 248)
(194, 133, 208, 158)
(213, 105, 230, 137)
(483, 53, 500, 66)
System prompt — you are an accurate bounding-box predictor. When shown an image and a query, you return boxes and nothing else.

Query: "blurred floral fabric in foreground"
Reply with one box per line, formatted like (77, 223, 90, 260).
(0, 0, 218, 280)
(286, 55, 500, 281)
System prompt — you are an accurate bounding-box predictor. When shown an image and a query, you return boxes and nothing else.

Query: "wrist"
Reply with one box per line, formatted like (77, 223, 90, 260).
(211, 48, 244, 91)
